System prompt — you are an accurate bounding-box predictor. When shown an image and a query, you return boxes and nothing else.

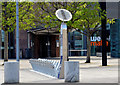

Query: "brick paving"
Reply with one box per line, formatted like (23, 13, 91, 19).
(0, 56, 119, 84)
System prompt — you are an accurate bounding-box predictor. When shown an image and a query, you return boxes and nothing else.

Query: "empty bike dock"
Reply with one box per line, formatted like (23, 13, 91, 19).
(29, 58, 60, 78)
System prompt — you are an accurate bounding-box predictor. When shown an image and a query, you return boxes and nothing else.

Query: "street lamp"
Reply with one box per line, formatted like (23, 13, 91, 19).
(16, 0, 19, 61)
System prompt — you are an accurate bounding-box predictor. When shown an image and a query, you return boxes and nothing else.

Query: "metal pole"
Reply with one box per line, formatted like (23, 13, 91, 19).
(16, 0, 19, 61)
(100, 2, 107, 66)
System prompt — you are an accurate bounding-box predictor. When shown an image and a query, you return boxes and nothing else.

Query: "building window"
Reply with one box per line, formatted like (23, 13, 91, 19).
(68, 31, 84, 56)
(1, 30, 4, 42)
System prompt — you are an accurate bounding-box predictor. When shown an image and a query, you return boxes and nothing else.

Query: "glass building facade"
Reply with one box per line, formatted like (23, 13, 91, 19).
(68, 31, 87, 56)
(1, 30, 4, 59)
(68, 19, 120, 58)
(68, 24, 111, 56)
(0, 30, 15, 59)
(110, 19, 120, 58)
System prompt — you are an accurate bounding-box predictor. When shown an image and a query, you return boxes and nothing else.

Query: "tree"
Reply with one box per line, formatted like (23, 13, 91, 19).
(30, 2, 115, 63)
(0, 2, 114, 63)
(0, 2, 36, 62)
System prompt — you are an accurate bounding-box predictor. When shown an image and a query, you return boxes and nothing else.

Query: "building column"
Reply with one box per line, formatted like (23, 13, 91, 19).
(27, 32, 30, 48)
(47, 32, 50, 58)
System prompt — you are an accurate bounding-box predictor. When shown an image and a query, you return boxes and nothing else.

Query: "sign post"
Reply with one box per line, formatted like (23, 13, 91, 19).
(55, 9, 72, 79)
(16, 0, 19, 62)
(58, 23, 68, 78)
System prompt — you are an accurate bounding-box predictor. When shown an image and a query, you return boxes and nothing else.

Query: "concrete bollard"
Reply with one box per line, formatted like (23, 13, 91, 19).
(64, 61, 79, 82)
(4, 62, 19, 84)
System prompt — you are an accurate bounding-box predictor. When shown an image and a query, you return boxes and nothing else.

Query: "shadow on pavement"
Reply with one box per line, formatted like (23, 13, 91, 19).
(1, 83, 119, 85)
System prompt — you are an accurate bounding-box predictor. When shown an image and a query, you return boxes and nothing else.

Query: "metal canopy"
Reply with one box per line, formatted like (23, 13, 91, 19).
(28, 27, 59, 35)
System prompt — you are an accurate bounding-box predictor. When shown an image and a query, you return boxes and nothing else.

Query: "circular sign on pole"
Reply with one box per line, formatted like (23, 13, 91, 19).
(55, 9, 72, 79)
(55, 9, 72, 22)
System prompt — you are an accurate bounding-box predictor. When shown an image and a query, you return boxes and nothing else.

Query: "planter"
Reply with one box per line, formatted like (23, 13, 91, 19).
(64, 61, 79, 82)
(4, 62, 19, 84)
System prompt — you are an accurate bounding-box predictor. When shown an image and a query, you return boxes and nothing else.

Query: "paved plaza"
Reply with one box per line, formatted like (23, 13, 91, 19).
(0, 56, 119, 84)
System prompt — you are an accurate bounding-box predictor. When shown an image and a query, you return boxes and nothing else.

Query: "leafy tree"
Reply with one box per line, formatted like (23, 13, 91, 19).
(31, 2, 115, 63)
(0, 2, 36, 61)
(0, 2, 114, 63)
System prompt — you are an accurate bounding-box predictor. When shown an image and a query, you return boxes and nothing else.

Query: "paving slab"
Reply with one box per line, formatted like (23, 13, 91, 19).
(0, 57, 119, 84)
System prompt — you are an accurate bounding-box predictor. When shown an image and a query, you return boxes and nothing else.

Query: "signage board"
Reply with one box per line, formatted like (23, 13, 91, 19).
(90, 36, 109, 46)
(55, 9, 72, 22)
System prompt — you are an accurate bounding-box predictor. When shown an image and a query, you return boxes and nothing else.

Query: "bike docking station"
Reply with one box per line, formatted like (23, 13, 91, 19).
(29, 59, 61, 78)
(30, 9, 79, 82)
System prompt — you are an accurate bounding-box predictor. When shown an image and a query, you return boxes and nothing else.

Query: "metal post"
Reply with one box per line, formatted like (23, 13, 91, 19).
(16, 0, 19, 61)
(0, 3, 2, 59)
(100, 2, 107, 66)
